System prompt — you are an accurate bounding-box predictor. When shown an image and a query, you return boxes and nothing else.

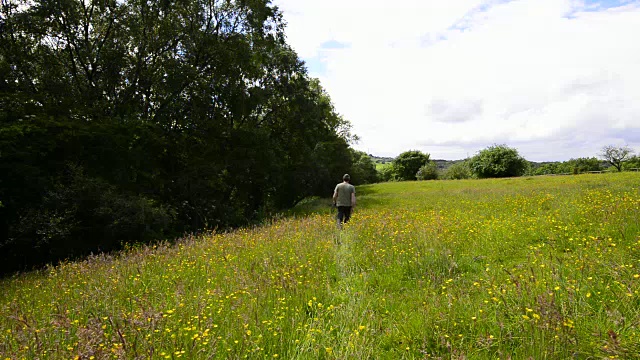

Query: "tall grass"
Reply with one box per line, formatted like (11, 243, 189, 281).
(1, 173, 639, 359)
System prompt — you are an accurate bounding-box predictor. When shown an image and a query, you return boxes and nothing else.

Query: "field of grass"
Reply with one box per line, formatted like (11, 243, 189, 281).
(2, 173, 640, 359)
(375, 162, 392, 171)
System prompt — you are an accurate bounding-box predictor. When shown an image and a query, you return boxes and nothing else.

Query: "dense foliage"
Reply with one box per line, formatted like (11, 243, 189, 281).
(468, 144, 527, 178)
(0, 0, 356, 274)
(622, 155, 640, 171)
(391, 150, 430, 181)
(377, 164, 396, 182)
(528, 157, 603, 175)
(415, 161, 438, 180)
(443, 160, 471, 180)
(348, 150, 378, 185)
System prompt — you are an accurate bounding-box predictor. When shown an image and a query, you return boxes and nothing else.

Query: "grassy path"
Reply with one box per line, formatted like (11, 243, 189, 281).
(330, 229, 377, 358)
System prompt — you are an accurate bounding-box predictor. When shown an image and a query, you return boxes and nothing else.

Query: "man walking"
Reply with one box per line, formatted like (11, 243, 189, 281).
(333, 174, 356, 228)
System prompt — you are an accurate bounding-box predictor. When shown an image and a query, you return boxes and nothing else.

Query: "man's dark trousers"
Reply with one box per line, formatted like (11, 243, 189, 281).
(337, 206, 352, 225)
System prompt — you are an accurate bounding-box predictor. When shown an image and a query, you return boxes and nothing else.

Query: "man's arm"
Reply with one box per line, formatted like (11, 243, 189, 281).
(332, 188, 338, 204)
(351, 192, 356, 207)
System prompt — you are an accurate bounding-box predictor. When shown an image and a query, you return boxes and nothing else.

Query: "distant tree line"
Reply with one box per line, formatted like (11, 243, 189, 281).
(377, 144, 638, 182)
(378, 145, 527, 181)
(0, 0, 377, 275)
(527, 158, 604, 175)
(526, 145, 638, 175)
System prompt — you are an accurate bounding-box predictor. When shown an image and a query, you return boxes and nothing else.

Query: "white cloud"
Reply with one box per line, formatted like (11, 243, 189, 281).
(427, 98, 484, 123)
(273, 0, 640, 161)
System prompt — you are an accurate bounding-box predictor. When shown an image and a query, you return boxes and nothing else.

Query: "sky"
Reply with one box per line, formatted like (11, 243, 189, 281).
(271, 0, 640, 161)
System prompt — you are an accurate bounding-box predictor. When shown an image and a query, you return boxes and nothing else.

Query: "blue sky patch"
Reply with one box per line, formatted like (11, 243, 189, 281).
(448, 0, 637, 31)
(303, 56, 327, 77)
(566, 0, 637, 19)
(302, 40, 350, 76)
(582, 0, 635, 10)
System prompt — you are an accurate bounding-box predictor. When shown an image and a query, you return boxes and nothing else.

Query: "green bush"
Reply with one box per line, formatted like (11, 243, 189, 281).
(565, 157, 602, 174)
(378, 165, 397, 182)
(623, 155, 640, 171)
(349, 150, 379, 184)
(444, 161, 471, 180)
(468, 145, 527, 178)
(392, 150, 430, 181)
(416, 161, 439, 180)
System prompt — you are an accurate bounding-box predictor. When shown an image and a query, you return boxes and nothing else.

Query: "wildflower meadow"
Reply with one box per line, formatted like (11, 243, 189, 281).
(1, 172, 639, 359)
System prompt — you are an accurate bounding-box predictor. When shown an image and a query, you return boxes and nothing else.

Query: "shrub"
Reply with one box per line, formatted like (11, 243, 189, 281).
(416, 161, 439, 180)
(444, 161, 472, 180)
(622, 155, 640, 171)
(378, 165, 397, 182)
(564, 157, 602, 174)
(349, 150, 379, 184)
(468, 144, 527, 178)
(392, 150, 430, 181)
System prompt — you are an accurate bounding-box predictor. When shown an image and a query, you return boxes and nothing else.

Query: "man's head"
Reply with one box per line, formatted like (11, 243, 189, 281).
(343, 174, 351, 182)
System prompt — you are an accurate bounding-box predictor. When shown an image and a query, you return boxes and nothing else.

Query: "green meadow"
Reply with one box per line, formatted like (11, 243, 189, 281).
(1, 173, 639, 359)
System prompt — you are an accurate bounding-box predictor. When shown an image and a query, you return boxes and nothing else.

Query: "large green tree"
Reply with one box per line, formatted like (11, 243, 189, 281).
(468, 145, 527, 178)
(392, 150, 431, 181)
(0, 0, 353, 274)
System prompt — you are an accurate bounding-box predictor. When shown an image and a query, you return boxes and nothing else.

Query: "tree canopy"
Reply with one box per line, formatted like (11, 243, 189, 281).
(392, 150, 431, 181)
(349, 150, 379, 185)
(468, 145, 527, 178)
(0, 0, 356, 274)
